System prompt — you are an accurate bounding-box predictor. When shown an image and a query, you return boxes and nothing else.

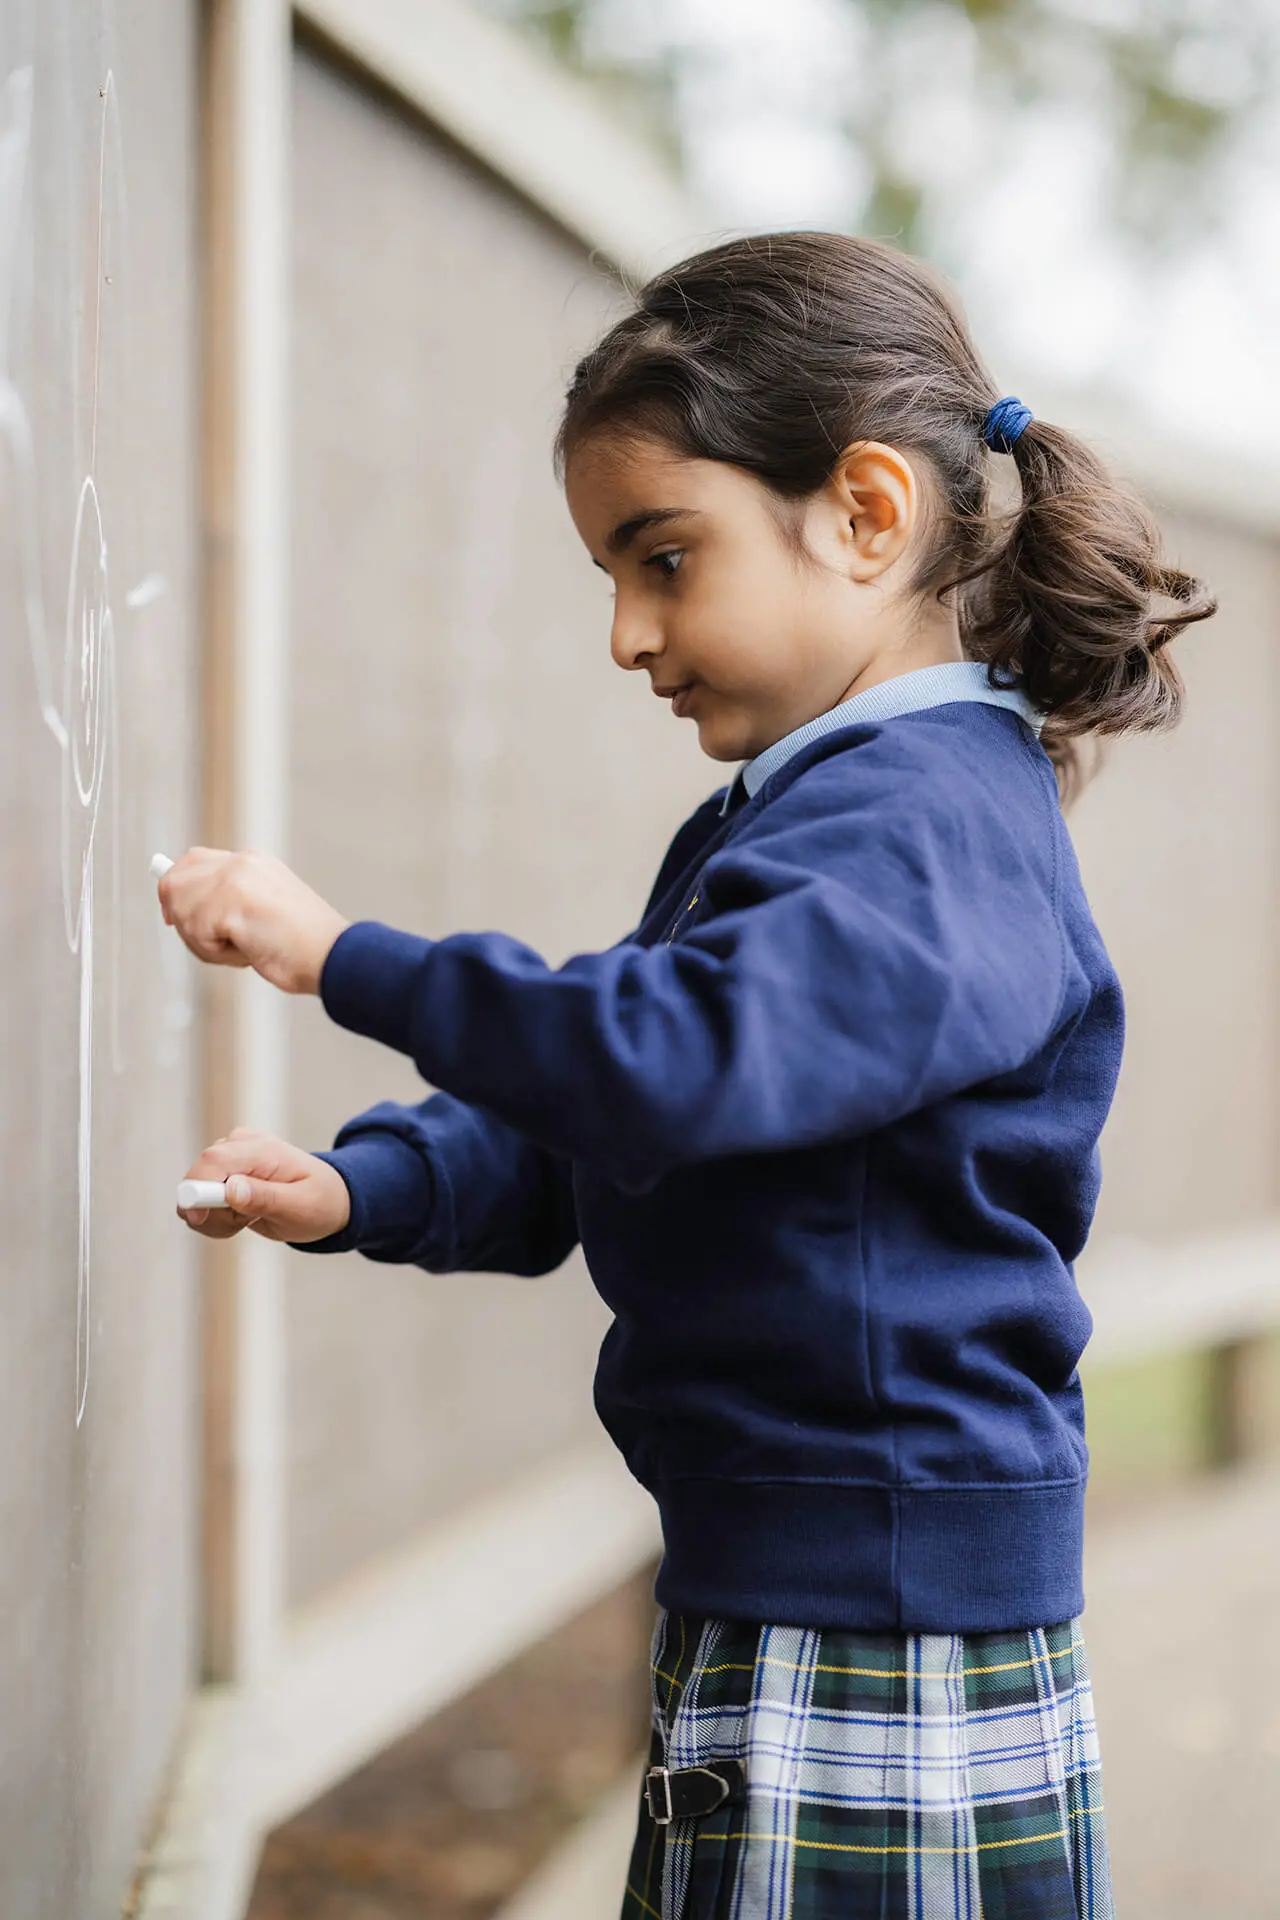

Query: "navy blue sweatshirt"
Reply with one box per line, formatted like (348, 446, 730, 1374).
(305, 690, 1123, 1632)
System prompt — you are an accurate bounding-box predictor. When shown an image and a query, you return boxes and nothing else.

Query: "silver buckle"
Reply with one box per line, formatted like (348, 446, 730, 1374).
(646, 1764, 674, 1826)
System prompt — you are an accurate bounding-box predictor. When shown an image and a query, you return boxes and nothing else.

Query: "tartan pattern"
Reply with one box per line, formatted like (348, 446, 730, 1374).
(621, 1610, 1113, 1920)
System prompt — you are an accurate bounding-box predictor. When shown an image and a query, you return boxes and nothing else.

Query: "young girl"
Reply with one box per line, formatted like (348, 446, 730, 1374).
(163, 232, 1213, 1920)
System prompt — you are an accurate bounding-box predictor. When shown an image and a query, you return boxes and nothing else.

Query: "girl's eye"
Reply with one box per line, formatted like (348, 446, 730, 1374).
(646, 549, 684, 580)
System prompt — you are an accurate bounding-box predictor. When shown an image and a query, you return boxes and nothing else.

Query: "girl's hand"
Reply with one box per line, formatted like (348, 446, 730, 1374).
(177, 1129, 352, 1242)
(158, 847, 349, 994)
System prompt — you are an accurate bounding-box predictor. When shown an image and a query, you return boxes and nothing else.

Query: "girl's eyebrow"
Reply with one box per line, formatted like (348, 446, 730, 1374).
(605, 506, 701, 555)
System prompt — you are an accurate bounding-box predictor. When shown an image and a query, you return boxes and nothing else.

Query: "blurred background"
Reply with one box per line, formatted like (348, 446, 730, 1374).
(1, 2, 1277, 1918)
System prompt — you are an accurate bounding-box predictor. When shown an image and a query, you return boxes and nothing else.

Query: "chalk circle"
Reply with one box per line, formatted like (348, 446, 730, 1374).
(64, 474, 113, 1429)
(65, 473, 110, 815)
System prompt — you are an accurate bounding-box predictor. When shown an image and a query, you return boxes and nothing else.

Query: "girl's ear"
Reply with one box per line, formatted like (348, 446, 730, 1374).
(826, 442, 919, 583)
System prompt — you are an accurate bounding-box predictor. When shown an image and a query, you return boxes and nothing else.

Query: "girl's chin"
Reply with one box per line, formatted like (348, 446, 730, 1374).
(692, 711, 750, 764)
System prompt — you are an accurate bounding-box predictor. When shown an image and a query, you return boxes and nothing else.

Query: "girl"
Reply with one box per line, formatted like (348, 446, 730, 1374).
(162, 232, 1214, 1920)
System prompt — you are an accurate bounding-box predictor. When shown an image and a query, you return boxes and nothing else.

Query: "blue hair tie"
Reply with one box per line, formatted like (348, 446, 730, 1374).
(982, 395, 1033, 454)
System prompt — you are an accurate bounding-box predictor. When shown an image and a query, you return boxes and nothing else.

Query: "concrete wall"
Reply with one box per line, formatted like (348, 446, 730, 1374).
(1070, 512, 1280, 1240)
(0, 4, 200, 1915)
(286, 41, 711, 1604)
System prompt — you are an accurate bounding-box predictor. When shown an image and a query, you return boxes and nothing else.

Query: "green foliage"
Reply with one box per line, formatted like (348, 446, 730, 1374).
(485, 0, 1277, 256)
(1084, 1347, 1217, 1497)
(861, 171, 926, 250)
(527, 5, 582, 63)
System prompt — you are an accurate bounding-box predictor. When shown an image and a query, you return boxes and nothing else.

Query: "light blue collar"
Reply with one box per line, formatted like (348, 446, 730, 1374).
(720, 661, 1043, 815)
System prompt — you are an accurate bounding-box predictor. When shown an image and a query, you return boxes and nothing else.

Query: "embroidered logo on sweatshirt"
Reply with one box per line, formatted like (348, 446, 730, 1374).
(664, 892, 699, 946)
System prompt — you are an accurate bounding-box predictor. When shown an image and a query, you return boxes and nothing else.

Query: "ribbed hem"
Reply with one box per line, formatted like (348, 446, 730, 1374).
(652, 1476, 1085, 1632)
(320, 920, 430, 1057)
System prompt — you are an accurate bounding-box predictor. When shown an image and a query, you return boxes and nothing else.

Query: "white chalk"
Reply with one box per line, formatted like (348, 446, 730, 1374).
(177, 1178, 229, 1211)
(150, 852, 173, 879)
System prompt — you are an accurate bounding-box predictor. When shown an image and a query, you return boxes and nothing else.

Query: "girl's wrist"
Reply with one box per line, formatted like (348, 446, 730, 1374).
(298, 911, 351, 995)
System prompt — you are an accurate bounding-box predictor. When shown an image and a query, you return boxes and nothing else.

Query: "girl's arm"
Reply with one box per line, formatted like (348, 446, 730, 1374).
(309, 1093, 579, 1275)
(316, 753, 1075, 1194)
(159, 740, 1078, 1196)
(174, 1099, 578, 1277)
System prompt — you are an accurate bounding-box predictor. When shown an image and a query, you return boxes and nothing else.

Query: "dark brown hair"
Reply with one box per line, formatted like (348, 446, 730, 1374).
(555, 231, 1215, 799)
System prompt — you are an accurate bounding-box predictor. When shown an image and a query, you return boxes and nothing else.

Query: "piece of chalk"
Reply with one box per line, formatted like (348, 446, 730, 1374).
(177, 1178, 229, 1211)
(151, 853, 174, 879)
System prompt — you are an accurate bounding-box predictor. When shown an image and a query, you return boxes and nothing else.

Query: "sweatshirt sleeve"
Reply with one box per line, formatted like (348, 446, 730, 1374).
(296, 1091, 579, 1276)
(319, 741, 1069, 1194)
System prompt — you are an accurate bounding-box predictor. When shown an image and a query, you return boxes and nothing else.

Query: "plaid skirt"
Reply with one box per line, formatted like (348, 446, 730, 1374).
(621, 1610, 1113, 1920)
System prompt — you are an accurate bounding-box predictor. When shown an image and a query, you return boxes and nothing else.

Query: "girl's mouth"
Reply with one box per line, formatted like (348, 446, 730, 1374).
(671, 685, 696, 718)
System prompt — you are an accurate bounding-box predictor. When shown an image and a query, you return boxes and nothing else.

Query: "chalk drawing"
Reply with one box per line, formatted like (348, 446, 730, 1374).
(125, 571, 167, 609)
(1, 64, 146, 1426)
(65, 470, 116, 1426)
(76, 863, 94, 1424)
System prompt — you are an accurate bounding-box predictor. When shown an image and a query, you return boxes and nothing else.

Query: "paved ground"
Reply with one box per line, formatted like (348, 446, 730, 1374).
(495, 1466, 1280, 1920)
(1085, 1465, 1280, 1918)
(247, 1572, 655, 1920)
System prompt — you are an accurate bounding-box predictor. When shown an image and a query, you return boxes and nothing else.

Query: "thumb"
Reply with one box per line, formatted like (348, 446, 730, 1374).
(224, 1171, 304, 1227)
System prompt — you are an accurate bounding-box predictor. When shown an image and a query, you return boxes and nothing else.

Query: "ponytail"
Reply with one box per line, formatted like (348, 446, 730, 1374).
(557, 232, 1217, 801)
(956, 418, 1217, 800)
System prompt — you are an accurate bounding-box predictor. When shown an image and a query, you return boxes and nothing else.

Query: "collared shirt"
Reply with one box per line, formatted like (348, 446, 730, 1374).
(721, 659, 1044, 815)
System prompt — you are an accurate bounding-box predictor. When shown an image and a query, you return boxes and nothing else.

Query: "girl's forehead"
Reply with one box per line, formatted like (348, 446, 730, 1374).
(565, 435, 759, 538)
(564, 445, 767, 564)
(564, 435, 687, 552)
(565, 430, 690, 498)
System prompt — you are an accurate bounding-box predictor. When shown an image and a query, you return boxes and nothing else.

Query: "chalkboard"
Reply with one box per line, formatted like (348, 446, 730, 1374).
(0, 3, 199, 1914)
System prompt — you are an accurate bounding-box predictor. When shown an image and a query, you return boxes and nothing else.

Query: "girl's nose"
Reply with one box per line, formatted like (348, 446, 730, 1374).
(610, 596, 663, 673)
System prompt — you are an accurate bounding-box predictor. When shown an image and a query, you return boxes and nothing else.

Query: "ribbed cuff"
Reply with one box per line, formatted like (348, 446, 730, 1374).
(320, 921, 433, 1058)
(291, 1134, 432, 1256)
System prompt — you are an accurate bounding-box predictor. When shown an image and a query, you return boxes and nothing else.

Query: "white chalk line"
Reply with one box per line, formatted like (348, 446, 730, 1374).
(75, 865, 94, 1429)
(1, 63, 152, 1427)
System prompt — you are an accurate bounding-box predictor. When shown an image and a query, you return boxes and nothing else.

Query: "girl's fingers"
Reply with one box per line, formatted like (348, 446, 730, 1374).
(158, 849, 250, 967)
(156, 848, 347, 994)
(183, 1134, 300, 1184)
(176, 1132, 350, 1243)
(221, 1173, 307, 1231)
(177, 1171, 293, 1237)
(172, 923, 252, 968)
(177, 1135, 298, 1236)
(178, 1169, 341, 1241)
(176, 1204, 247, 1239)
